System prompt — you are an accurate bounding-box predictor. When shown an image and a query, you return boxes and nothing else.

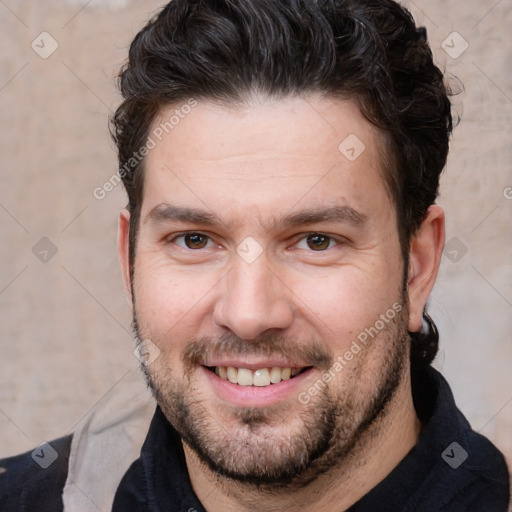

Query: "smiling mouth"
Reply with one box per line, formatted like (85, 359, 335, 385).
(205, 366, 312, 387)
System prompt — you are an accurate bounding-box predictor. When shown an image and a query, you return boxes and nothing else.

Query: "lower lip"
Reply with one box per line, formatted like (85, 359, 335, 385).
(201, 366, 315, 407)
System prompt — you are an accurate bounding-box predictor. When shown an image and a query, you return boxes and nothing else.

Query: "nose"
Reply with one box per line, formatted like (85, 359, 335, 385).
(212, 255, 294, 340)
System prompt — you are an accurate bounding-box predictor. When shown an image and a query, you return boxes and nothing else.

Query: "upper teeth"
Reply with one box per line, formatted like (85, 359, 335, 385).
(215, 366, 302, 386)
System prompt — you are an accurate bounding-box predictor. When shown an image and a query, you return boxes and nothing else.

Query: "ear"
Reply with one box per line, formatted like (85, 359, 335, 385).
(407, 205, 445, 332)
(117, 208, 133, 309)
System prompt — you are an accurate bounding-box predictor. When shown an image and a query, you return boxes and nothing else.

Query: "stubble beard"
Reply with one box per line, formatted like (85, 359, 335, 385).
(133, 300, 410, 491)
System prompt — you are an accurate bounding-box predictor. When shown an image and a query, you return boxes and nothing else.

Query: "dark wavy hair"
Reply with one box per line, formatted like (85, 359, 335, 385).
(111, 0, 453, 366)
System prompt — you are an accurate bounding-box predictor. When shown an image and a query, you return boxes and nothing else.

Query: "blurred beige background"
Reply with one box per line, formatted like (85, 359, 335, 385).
(0, 0, 511, 477)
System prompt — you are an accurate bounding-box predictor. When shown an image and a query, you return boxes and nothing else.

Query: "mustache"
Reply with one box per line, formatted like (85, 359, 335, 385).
(182, 331, 333, 372)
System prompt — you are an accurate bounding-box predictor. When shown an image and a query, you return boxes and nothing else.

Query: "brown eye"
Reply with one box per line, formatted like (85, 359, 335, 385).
(184, 233, 209, 249)
(306, 234, 331, 251)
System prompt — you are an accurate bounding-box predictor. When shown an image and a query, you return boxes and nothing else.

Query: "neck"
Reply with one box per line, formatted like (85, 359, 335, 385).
(184, 371, 421, 512)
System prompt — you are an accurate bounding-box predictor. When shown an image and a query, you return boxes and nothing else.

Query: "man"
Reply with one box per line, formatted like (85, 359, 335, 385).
(1, 0, 509, 510)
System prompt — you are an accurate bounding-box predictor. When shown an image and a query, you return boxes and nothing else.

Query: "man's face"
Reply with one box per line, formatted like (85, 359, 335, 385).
(127, 96, 411, 485)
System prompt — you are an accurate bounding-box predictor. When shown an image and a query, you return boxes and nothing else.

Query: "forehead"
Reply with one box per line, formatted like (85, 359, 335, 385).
(140, 95, 393, 228)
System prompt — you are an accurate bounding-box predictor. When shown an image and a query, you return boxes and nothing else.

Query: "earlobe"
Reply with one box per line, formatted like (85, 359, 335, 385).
(407, 205, 445, 332)
(117, 208, 133, 308)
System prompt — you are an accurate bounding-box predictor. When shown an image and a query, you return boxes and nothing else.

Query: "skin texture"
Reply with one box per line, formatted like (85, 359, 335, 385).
(118, 95, 445, 511)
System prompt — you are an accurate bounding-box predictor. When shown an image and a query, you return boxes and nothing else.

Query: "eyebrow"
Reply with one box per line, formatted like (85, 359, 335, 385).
(144, 204, 220, 226)
(144, 203, 367, 230)
(275, 205, 367, 229)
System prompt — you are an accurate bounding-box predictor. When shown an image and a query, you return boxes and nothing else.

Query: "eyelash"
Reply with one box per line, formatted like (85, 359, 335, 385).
(167, 231, 345, 252)
(168, 232, 217, 250)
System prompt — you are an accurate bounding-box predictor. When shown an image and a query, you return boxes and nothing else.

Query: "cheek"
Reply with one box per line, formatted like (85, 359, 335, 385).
(289, 261, 403, 347)
(132, 256, 221, 343)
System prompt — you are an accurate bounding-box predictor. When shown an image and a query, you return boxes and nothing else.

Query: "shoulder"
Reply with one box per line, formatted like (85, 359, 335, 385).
(430, 432, 510, 511)
(437, 372, 510, 506)
(410, 367, 510, 510)
(0, 435, 72, 512)
(451, 428, 510, 507)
